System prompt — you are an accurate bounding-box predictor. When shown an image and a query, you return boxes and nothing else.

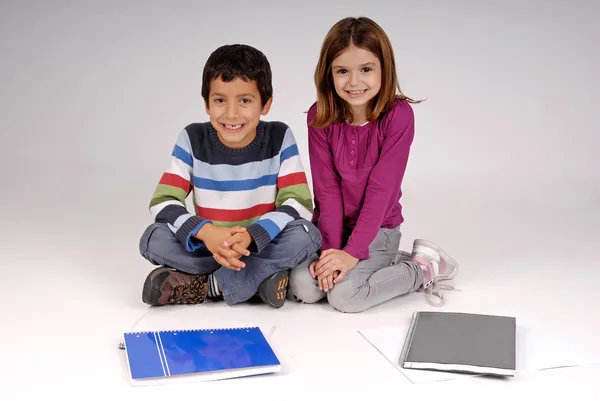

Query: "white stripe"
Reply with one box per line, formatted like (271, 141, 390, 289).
(279, 153, 305, 178)
(153, 332, 167, 377)
(149, 200, 183, 219)
(166, 156, 192, 179)
(156, 332, 171, 376)
(193, 185, 277, 210)
(282, 198, 313, 221)
(281, 127, 297, 151)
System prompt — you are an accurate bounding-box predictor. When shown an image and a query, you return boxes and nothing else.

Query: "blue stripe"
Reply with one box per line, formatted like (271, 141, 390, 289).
(172, 145, 193, 167)
(255, 219, 281, 240)
(280, 144, 299, 163)
(193, 174, 278, 191)
(259, 211, 293, 229)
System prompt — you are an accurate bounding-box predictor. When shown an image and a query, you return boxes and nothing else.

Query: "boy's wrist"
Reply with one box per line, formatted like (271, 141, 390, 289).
(194, 222, 213, 241)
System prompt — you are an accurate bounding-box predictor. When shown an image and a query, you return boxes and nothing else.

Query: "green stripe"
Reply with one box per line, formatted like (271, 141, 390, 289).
(276, 183, 313, 212)
(149, 184, 187, 208)
(206, 217, 260, 228)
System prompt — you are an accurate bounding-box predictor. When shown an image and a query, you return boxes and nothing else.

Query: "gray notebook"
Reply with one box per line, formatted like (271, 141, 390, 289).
(399, 311, 516, 376)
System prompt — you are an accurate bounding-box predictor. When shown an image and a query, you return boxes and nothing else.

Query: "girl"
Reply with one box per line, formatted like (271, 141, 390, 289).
(289, 17, 459, 313)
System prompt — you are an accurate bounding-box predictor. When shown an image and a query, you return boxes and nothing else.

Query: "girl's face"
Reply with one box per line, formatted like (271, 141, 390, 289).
(331, 43, 382, 114)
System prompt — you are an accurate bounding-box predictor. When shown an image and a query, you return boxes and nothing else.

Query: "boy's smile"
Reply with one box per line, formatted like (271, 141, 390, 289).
(205, 76, 272, 148)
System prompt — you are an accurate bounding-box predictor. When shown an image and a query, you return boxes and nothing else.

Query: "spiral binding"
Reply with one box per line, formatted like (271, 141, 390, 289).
(118, 327, 260, 350)
(125, 327, 258, 335)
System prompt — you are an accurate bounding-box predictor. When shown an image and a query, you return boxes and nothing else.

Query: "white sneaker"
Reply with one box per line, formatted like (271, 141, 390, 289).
(411, 239, 459, 306)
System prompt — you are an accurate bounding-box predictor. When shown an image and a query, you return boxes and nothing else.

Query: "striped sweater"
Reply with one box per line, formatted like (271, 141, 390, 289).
(149, 120, 314, 254)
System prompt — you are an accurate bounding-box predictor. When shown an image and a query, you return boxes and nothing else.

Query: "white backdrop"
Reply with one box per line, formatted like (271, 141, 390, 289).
(1, 1, 599, 397)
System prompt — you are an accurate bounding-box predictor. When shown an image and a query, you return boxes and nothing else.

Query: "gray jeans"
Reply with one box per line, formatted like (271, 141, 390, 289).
(139, 219, 322, 305)
(288, 226, 423, 313)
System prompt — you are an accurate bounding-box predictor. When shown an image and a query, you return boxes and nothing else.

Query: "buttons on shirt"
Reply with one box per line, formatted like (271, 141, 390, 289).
(352, 140, 356, 144)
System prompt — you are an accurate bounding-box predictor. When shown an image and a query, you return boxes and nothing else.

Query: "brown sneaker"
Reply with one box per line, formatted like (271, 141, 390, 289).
(258, 270, 289, 308)
(142, 267, 209, 306)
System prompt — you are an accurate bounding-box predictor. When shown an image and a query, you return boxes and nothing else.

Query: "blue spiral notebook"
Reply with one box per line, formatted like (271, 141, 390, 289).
(122, 327, 281, 384)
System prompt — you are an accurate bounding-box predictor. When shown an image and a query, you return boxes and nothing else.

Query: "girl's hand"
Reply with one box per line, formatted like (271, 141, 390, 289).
(313, 249, 359, 290)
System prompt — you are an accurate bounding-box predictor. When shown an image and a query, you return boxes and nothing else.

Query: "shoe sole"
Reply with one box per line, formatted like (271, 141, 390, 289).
(413, 239, 458, 280)
(259, 270, 289, 308)
(142, 266, 170, 306)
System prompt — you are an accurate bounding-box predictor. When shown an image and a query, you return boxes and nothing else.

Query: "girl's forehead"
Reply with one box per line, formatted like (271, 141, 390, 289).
(332, 44, 379, 67)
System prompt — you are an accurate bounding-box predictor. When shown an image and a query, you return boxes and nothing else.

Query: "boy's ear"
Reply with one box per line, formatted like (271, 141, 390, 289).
(261, 97, 273, 115)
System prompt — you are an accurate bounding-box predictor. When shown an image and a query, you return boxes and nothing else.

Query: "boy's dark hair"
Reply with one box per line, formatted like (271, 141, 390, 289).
(202, 44, 273, 107)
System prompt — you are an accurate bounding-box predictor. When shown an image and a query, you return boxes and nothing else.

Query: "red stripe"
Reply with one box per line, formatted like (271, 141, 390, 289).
(159, 173, 190, 193)
(197, 202, 276, 222)
(278, 172, 307, 188)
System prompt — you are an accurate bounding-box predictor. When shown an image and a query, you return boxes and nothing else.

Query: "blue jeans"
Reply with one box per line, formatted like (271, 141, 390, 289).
(139, 218, 322, 305)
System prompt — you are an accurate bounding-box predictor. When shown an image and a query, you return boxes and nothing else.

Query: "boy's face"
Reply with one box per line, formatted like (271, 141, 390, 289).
(205, 76, 272, 148)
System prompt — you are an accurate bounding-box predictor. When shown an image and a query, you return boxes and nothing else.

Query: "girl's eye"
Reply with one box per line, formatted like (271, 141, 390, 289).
(336, 69, 348, 74)
(362, 67, 372, 73)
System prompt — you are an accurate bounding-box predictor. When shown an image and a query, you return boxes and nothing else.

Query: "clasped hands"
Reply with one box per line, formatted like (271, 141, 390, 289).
(194, 223, 253, 271)
(309, 249, 359, 292)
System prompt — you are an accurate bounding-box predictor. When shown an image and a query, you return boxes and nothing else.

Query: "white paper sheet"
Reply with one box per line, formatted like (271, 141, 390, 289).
(358, 318, 599, 384)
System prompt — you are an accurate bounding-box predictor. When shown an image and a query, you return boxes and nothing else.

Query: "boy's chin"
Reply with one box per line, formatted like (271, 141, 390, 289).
(217, 130, 256, 148)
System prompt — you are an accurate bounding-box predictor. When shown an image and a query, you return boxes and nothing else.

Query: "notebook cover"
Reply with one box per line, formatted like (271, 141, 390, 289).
(123, 327, 280, 380)
(400, 311, 516, 375)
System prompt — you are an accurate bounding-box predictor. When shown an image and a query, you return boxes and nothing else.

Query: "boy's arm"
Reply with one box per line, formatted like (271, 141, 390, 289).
(149, 128, 212, 252)
(306, 105, 344, 251)
(343, 102, 415, 260)
(245, 127, 314, 253)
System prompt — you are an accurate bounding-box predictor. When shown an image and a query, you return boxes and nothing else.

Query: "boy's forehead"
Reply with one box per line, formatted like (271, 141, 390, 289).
(210, 76, 260, 96)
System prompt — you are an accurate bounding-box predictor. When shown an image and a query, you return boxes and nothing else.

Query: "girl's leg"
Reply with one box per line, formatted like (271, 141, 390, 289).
(326, 226, 423, 313)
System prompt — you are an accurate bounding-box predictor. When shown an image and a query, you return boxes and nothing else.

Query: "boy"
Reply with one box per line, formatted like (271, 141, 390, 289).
(138, 44, 322, 308)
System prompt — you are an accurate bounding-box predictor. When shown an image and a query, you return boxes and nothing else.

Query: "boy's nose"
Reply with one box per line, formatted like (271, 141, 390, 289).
(225, 104, 238, 119)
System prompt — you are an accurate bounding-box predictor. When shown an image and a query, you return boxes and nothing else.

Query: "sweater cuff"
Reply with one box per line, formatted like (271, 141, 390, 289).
(175, 216, 210, 252)
(246, 223, 272, 254)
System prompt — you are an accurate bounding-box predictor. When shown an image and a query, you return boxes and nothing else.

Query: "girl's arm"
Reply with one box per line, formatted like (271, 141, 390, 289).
(343, 102, 415, 260)
(307, 105, 344, 251)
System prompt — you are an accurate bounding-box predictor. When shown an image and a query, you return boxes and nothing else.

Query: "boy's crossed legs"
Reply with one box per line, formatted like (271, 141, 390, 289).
(138, 218, 322, 308)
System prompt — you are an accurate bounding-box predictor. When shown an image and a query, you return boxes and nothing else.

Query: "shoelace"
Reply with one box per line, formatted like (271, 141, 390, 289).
(168, 274, 208, 304)
(423, 270, 461, 307)
(394, 250, 461, 306)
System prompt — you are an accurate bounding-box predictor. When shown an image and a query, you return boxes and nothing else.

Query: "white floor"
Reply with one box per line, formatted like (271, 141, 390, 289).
(2, 1, 599, 399)
(3, 171, 599, 399)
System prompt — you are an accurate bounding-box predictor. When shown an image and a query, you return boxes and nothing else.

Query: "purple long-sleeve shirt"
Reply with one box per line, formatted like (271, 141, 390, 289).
(307, 99, 415, 260)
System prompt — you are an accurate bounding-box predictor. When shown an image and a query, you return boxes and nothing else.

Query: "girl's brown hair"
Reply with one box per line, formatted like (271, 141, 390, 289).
(310, 17, 421, 128)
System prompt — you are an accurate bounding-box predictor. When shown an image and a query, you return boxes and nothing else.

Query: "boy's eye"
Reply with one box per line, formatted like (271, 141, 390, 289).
(213, 98, 224, 103)
(240, 98, 251, 104)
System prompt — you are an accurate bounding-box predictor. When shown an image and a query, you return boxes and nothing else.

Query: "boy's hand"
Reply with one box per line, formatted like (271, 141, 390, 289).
(194, 224, 247, 270)
(213, 231, 253, 270)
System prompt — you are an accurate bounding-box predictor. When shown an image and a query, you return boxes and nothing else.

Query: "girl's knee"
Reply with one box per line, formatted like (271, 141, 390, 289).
(327, 282, 367, 313)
